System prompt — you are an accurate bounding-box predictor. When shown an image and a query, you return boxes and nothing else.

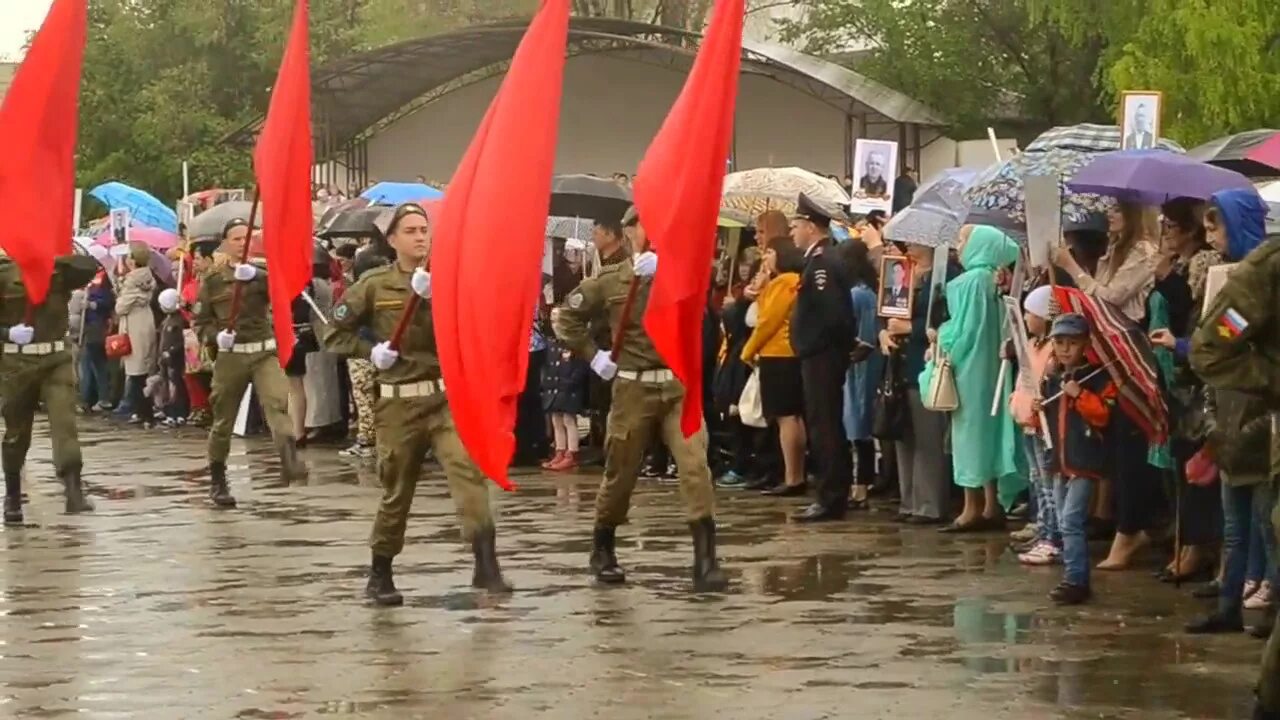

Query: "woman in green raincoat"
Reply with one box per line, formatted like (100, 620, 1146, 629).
(921, 225, 1026, 531)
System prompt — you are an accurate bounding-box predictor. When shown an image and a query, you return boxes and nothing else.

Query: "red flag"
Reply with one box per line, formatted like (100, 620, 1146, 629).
(253, 0, 314, 368)
(431, 0, 570, 490)
(636, 0, 744, 436)
(0, 0, 87, 305)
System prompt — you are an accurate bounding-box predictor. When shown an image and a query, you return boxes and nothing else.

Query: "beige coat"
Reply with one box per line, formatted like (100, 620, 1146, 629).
(115, 267, 157, 376)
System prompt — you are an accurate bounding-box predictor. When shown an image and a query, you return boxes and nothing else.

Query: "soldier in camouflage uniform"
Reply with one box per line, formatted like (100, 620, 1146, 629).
(553, 206, 727, 592)
(323, 203, 509, 606)
(1188, 188, 1278, 720)
(193, 219, 307, 509)
(0, 251, 100, 522)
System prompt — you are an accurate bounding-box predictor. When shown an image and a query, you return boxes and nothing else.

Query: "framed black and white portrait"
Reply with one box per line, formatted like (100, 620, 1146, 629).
(1120, 91, 1163, 151)
(108, 208, 131, 247)
(850, 138, 899, 215)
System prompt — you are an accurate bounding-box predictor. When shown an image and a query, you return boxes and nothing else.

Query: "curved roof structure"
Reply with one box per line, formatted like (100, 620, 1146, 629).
(230, 17, 944, 153)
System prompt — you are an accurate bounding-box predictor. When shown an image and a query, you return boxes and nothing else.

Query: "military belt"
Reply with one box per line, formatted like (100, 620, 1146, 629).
(228, 339, 277, 354)
(379, 379, 446, 399)
(3, 341, 66, 356)
(616, 369, 674, 383)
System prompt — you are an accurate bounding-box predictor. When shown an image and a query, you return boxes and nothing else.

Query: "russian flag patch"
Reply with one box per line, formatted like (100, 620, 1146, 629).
(1217, 307, 1249, 339)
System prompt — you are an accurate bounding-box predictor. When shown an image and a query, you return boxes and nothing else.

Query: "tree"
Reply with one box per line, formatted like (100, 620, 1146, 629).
(777, 0, 1109, 137)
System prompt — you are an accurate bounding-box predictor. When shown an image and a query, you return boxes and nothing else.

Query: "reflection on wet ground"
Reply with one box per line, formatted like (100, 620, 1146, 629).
(0, 418, 1262, 718)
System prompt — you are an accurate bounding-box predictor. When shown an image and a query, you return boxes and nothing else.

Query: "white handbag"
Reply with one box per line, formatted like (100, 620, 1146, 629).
(921, 350, 959, 412)
(738, 371, 767, 428)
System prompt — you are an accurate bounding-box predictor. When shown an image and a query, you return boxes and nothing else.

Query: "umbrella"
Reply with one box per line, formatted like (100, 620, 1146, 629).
(1068, 149, 1255, 204)
(89, 182, 179, 234)
(549, 174, 632, 220)
(966, 124, 1184, 231)
(720, 167, 848, 224)
(188, 201, 259, 240)
(92, 225, 180, 251)
(1187, 129, 1280, 178)
(360, 182, 443, 205)
(882, 167, 978, 247)
(546, 215, 595, 241)
(320, 206, 388, 240)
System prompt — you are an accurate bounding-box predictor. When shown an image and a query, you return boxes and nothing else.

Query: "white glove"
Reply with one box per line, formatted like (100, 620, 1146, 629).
(88, 244, 109, 261)
(633, 251, 658, 278)
(410, 268, 432, 300)
(109, 244, 131, 258)
(158, 288, 180, 313)
(590, 349, 618, 381)
(370, 341, 399, 371)
(233, 263, 258, 282)
(7, 324, 34, 345)
(216, 330, 236, 351)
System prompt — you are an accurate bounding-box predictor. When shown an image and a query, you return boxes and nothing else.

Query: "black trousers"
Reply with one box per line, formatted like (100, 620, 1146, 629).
(801, 348, 852, 510)
(854, 438, 876, 487)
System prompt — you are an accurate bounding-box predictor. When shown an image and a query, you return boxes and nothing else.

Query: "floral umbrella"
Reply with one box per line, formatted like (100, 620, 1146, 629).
(965, 124, 1184, 233)
(720, 167, 849, 224)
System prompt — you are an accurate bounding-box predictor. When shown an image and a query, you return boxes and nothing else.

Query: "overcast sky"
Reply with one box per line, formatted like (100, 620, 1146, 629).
(0, 2, 53, 61)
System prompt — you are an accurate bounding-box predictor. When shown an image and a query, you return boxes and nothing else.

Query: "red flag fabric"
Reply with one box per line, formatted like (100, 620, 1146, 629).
(253, 0, 314, 368)
(0, 0, 87, 305)
(431, 0, 570, 490)
(635, 0, 744, 436)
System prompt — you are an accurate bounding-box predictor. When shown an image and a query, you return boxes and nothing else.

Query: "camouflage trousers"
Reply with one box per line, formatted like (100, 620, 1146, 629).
(347, 359, 376, 446)
(1261, 494, 1280, 712)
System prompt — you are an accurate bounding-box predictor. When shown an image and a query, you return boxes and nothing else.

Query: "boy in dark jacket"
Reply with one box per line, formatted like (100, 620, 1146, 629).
(1035, 313, 1117, 606)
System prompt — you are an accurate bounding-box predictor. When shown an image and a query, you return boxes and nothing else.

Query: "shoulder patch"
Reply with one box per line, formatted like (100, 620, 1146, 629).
(567, 293, 584, 309)
(814, 268, 828, 290)
(334, 303, 351, 322)
(1216, 307, 1249, 340)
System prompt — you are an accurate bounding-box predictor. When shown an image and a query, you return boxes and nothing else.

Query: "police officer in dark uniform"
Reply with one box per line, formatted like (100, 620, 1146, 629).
(788, 193, 856, 522)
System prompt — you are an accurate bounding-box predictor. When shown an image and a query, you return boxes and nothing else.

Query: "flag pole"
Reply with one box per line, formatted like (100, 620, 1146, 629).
(225, 189, 261, 330)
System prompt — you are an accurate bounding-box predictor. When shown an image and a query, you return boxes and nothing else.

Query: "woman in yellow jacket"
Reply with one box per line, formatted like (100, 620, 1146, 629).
(742, 237, 808, 497)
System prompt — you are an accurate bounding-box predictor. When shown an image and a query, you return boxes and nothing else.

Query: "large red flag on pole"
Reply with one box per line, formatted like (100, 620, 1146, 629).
(431, 0, 571, 490)
(253, 0, 314, 368)
(635, 0, 744, 436)
(0, 0, 87, 305)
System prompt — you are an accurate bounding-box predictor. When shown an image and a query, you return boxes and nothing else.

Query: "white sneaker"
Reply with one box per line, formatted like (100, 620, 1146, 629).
(1244, 581, 1272, 610)
(339, 443, 374, 459)
(1018, 541, 1061, 566)
(1243, 580, 1261, 601)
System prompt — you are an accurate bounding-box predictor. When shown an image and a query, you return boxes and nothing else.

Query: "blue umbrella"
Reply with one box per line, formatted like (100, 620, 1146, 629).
(360, 182, 443, 205)
(1068, 149, 1256, 204)
(88, 182, 178, 233)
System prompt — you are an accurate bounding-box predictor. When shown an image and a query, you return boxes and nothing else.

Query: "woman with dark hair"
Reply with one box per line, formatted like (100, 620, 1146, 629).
(741, 236, 808, 497)
(840, 240, 882, 508)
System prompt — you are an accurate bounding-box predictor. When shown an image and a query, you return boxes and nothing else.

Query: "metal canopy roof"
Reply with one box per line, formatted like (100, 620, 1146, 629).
(229, 18, 945, 152)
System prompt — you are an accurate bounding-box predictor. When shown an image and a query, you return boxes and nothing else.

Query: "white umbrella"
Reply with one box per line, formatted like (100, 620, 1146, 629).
(721, 167, 849, 224)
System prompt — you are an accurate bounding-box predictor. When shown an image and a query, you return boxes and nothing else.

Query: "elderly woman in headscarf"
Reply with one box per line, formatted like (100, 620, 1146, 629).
(114, 242, 159, 428)
(921, 225, 1025, 532)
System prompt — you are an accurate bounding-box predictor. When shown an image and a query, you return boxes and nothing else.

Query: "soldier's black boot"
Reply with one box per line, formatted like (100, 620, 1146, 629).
(589, 525, 626, 584)
(278, 437, 309, 482)
(3, 468, 22, 525)
(60, 464, 94, 514)
(471, 525, 513, 593)
(689, 516, 729, 592)
(366, 555, 403, 607)
(208, 462, 237, 508)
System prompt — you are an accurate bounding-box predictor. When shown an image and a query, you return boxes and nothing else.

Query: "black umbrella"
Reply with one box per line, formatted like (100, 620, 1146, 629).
(1187, 129, 1280, 178)
(319, 206, 388, 240)
(549, 174, 632, 221)
(188, 201, 258, 240)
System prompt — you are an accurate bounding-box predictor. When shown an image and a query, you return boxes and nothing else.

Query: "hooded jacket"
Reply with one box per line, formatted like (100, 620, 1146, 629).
(1211, 187, 1268, 262)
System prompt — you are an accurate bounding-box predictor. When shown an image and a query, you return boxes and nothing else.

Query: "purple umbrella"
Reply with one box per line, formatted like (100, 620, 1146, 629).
(1068, 149, 1254, 204)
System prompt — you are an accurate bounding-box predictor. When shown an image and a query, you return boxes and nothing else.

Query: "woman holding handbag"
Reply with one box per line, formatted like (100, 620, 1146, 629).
(113, 243, 159, 429)
(920, 226, 1025, 533)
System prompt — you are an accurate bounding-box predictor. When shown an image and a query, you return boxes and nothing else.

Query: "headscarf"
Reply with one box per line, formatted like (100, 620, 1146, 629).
(1210, 188, 1268, 262)
(1023, 284, 1053, 319)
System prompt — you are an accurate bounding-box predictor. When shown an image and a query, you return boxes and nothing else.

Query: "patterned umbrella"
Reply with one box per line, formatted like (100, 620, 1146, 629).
(965, 124, 1184, 232)
(721, 167, 849, 224)
(882, 167, 978, 247)
(546, 215, 594, 241)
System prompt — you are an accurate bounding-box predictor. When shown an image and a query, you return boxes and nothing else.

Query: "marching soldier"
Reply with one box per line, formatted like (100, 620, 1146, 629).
(0, 250, 100, 522)
(193, 219, 307, 508)
(553, 205, 728, 592)
(1189, 189, 1279, 720)
(322, 202, 510, 607)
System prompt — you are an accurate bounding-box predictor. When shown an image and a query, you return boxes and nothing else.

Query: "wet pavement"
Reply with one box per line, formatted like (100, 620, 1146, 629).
(0, 417, 1265, 719)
